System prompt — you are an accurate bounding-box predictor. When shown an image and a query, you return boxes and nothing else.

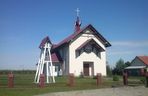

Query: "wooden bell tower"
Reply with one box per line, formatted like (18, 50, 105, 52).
(34, 36, 55, 83)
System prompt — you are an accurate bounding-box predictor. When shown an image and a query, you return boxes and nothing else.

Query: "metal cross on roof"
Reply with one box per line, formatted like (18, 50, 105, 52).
(76, 8, 80, 17)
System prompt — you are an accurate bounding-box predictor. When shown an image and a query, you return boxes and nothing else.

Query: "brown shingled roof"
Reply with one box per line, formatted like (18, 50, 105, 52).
(53, 24, 111, 50)
(51, 52, 63, 63)
(39, 36, 52, 49)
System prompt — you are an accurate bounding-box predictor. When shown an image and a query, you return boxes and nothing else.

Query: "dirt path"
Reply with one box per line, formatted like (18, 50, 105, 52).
(35, 86, 148, 96)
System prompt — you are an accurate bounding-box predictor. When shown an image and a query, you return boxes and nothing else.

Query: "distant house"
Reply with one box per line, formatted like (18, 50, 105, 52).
(125, 56, 148, 76)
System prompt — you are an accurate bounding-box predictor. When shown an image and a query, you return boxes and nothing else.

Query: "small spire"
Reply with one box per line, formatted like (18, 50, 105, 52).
(75, 8, 81, 33)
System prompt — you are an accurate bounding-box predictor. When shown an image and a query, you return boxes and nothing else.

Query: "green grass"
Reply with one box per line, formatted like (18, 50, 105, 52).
(0, 73, 144, 96)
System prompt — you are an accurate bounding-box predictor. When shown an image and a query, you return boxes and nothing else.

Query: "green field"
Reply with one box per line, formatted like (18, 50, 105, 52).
(0, 73, 144, 96)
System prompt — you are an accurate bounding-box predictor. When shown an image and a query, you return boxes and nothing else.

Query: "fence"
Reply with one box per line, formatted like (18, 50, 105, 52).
(0, 71, 146, 89)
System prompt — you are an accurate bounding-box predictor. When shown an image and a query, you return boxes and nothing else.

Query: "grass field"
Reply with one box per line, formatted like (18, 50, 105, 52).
(0, 73, 144, 96)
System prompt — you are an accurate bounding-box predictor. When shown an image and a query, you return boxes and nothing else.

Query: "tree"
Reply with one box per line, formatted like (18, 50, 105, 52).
(113, 58, 125, 75)
(106, 64, 112, 76)
(124, 61, 131, 67)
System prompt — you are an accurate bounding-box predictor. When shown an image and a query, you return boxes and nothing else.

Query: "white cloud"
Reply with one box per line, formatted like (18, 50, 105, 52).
(111, 40, 148, 47)
(108, 51, 134, 55)
(107, 40, 148, 55)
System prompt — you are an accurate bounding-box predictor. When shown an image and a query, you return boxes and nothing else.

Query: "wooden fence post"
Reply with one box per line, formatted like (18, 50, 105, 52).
(145, 72, 148, 87)
(8, 72, 14, 88)
(68, 73, 75, 87)
(123, 72, 128, 86)
(39, 74, 45, 88)
(96, 73, 102, 86)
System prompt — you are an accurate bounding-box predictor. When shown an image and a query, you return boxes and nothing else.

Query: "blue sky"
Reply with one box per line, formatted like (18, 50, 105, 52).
(0, 0, 148, 70)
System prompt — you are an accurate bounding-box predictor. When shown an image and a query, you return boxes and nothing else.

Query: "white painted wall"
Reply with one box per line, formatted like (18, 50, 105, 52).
(69, 29, 107, 76)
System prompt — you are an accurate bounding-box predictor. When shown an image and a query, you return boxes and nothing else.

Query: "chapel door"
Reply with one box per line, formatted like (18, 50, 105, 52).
(83, 64, 89, 76)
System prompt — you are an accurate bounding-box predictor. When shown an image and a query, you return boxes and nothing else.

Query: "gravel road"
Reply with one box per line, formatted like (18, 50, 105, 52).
(35, 86, 148, 96)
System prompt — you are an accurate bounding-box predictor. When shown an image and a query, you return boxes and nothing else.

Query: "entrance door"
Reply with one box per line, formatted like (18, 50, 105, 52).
(83, 64, 89, 76)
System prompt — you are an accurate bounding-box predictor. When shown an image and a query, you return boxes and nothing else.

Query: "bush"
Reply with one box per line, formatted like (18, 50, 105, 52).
(113, 75, 119, 81)
(140, 77, 145, 84)
(79, 72, 84, 78)
(93, 76, 97, 79)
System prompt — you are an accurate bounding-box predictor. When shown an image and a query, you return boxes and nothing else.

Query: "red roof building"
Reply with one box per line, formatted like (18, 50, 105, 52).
(38, 15, 111, 76)
(125, 56, 148, 76)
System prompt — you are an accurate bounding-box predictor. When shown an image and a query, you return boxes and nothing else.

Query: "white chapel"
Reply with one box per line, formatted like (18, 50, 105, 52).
(37, 11, 111, 77)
